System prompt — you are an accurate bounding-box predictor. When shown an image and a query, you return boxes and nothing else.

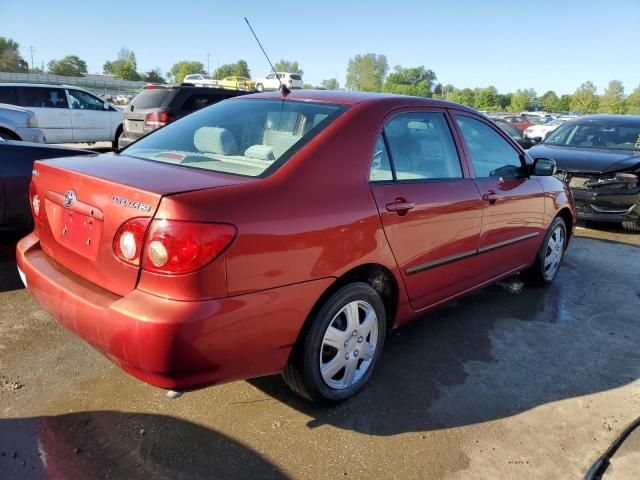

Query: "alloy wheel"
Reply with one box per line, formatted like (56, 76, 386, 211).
(543, 225, 565, 280)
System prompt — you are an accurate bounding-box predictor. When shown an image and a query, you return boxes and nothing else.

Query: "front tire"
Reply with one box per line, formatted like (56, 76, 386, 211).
(283, 283, 387, 404)
(523, 216, 567, 286)
(113, 125, 123, 150)
(622, 219, 640, 232)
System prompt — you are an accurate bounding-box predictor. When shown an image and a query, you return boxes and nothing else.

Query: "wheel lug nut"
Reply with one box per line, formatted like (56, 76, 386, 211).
(358, 336, 363, 343)
(352, 331, 357, 336)
(354, 350, 359, 357)
(345, 353, 350, 360)
(344, 341, 349, 347)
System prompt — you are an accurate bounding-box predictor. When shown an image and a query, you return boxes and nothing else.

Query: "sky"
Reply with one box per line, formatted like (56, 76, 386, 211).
(2, 0, 639, 95)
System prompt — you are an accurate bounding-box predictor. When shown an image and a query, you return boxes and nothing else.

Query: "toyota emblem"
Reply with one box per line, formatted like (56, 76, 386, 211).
(63, 190, 76, 208)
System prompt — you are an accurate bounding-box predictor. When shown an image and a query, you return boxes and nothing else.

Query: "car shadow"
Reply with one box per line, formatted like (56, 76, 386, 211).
(0, 411, 287, 480)
(250, 242, 640, 436)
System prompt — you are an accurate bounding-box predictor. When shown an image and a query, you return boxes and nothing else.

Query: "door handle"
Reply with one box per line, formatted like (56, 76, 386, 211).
(386, 200, 415, 215)
(482, 190, 502, 204)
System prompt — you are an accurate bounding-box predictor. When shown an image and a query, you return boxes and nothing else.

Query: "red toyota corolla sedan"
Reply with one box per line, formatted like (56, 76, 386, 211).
(17, 91, 576, 403)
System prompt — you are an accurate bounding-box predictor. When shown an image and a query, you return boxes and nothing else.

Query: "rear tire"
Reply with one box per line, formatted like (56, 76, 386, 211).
(113, 125, 123, 150)
(282, 283, 387, 404)
(523, 217, 567, 286)
(622, 219, 640, 232)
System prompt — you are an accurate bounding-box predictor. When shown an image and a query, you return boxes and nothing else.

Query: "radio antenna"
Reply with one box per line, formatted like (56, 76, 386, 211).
(244, 17, 290, 96)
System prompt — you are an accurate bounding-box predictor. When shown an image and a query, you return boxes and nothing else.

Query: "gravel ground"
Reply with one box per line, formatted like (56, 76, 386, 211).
(0, 223, 638, 479)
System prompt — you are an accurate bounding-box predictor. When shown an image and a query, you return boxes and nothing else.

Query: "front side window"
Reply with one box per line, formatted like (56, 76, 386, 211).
(21, 87, 68, 109)
(455, 115, 524, 178)
(383, 112, 463, 180)
(124, 99, 347, 177)
(68, 90, 104, 110)
(0, 86, 19, 105)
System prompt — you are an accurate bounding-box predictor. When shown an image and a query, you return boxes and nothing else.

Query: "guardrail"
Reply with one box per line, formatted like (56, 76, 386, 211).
(0, 72, 147, 95)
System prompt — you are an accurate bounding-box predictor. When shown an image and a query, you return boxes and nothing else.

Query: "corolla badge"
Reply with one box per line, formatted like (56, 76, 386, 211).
(111, 195, 151, 212)
(63, 190, 76, 207)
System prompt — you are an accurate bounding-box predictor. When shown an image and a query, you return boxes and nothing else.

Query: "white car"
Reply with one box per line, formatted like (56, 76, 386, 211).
(183, 74, 218, 87)
(524, 119, 565, 140)
(0, 103, 46, 142)
(255, 72, 303, 92)
(0, 83, 123, 146)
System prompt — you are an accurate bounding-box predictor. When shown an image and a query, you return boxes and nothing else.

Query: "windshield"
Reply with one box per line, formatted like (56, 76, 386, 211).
(202, 75, 213, 80)
(544, 119, 640, 151)
(123, 99, 347, 177)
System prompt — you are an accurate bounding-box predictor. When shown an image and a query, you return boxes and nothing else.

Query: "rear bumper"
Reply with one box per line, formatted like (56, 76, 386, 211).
(16, 232, 332, 390)
(571, 186, 640, 223)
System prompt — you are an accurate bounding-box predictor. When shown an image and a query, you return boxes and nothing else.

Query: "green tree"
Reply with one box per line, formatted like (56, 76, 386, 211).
(540, 90, 559, 112)
(169, 61, 206, 83)
(103, 48, 141, 80)
(47, 55, 87, 77)
(599, 80, 626, 114)
(345, 53, 388, 92)
(557, 94, 572, 111)
(570, 81, 599, 113)
(0, 37, 29, 72)
(496, 93, 511, 110)
(143, 68, 165, 83)
(448, 88, 475, 107)
(627, 85, 640, 114)
(273, 59, 303, 75)
(473, 86, 499, 111)
(321, 78, 339, 90)
(215, 60, 250, 79)
(508, 88, 537, 112)
(382, 65, 437, 97)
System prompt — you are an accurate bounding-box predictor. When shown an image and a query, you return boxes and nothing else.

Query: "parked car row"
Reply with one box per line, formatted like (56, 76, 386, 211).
(183, 72, 303, 93)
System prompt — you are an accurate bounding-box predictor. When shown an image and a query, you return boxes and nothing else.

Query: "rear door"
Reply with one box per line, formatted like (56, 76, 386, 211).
(453, 113, 545, 275)
(67, 89, 112, 142)
(369, 109, 484, 311)
(19, 86, 72, 143)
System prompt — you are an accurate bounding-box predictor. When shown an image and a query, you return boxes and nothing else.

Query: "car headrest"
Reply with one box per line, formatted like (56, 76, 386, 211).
(244, 145, 275, 161)
(194, 127, 238, 155)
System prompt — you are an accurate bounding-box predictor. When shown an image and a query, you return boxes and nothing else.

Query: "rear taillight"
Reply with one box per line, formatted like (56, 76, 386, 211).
(113, 217, 152, 266)
(145, 111, 172, 128)
(29, 182, 43, 223)
(113, 218, 236, 274)
(142, 220, 236, 275)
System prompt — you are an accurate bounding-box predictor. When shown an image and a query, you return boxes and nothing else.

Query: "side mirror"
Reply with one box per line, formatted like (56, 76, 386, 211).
(531, 158, 557, 176)
(532, 136, 543, 143)
(103, 102, 110, 110)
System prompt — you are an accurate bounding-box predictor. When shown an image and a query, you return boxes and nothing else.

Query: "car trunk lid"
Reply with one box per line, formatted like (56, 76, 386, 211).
(32, 153, 254, 296)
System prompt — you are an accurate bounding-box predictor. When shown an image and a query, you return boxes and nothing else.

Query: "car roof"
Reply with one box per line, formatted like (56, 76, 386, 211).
(240, 89, 479, 112)
(0, 82, 92, 91)
(572, 114, 640, 123)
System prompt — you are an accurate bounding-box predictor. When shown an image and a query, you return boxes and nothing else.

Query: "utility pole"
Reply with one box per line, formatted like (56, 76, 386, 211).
(207, 53, 210, 76)
(29, 46, 35, 71)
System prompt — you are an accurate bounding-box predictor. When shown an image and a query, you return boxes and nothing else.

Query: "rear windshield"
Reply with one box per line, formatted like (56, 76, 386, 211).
(544, 119, 640, 151)
(130, 89, 174, 109)
(290, 74, 302, 81)
(123, 99, 347, 177)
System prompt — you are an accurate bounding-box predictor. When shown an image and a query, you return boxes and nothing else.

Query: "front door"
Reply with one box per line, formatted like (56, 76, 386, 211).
(19, 86, 72, 143)
(67, 89, 111, 142)
(453, 114, 546, 275)
(369, 110, 484, 311)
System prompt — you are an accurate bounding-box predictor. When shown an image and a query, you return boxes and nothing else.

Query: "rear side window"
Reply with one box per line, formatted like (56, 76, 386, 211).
(0, 86, 19, 105)
(383, 112, 463, 180)
(455, 115, 524, 178)
(21, 87, 68, 109)
(181, 93, 228, 113)
(124, 99, 347, 177)
(130, 89, 174, 109)
(290, 74, 302, 81)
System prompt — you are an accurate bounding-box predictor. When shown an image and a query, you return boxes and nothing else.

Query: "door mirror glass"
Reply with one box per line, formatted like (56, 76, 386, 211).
(532, 157, 556, 176)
